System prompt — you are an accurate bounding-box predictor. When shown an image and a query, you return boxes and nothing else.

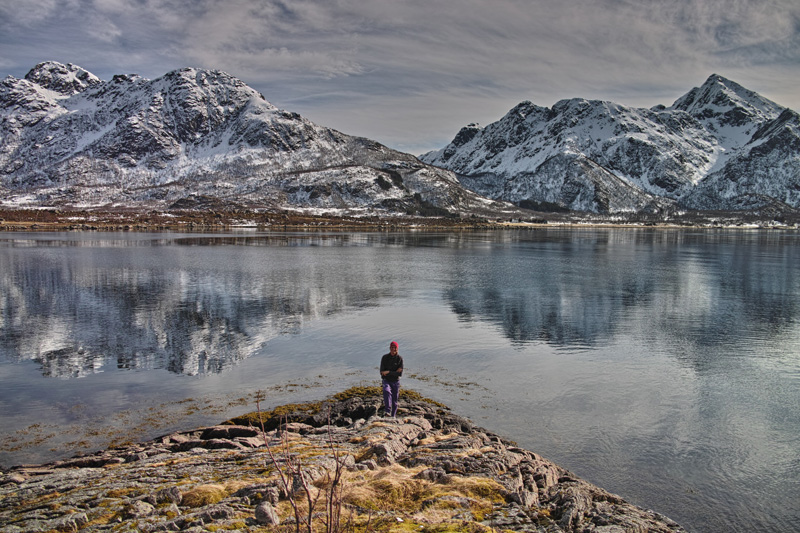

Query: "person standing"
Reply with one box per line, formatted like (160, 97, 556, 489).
(380, 341, 404, 417)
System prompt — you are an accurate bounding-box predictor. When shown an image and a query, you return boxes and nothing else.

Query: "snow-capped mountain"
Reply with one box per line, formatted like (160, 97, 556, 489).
(421, 74, 800, 213)
(1, 62, 509, 216)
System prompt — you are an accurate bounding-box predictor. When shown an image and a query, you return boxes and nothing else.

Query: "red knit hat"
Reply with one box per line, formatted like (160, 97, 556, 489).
(390, 341, 398, 349)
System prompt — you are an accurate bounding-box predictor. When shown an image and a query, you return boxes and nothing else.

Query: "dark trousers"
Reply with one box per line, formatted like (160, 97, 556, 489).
(382, 379, 400, 417)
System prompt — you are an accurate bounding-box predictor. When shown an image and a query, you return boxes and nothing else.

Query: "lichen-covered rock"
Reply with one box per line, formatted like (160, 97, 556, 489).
(254, 500, 280, 525)
(126, 500, 156, 518)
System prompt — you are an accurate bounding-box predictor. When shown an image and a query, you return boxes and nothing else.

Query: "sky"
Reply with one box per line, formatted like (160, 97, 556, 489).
(1, 0, 799, 155)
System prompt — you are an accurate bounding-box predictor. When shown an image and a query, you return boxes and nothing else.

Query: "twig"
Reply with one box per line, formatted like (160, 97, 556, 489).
(321, 408, 345, 533)
(255, 391, 303, 532)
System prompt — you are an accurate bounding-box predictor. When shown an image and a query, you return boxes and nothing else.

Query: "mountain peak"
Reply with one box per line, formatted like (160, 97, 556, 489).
(670, 73, 782, 123)
(700, 73, 754, 101)
(24, 61, 101, 96)
(154, 66, 273, 109)
(705, 73, 735, 86)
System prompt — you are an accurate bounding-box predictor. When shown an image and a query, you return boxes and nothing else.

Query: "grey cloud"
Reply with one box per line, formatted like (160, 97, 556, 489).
(0, 0, 61, 28)
(1, 0, 798, 153)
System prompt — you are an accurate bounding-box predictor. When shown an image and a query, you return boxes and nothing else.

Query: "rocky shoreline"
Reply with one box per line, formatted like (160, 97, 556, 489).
(0, 388, 686, 532)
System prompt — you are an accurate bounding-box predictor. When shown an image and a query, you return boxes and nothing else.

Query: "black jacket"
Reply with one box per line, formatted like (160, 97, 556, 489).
(380, 353, 404, 382)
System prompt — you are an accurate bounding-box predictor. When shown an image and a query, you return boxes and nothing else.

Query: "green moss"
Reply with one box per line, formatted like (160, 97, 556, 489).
(225, 386, 447, 427)
(332, 386, 382, 401)
(224, 401, 322, 427)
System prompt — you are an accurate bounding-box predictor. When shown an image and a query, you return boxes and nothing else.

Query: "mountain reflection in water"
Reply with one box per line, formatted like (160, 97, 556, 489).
(1, 230, 798, 377)
(1, 233, 393, 377)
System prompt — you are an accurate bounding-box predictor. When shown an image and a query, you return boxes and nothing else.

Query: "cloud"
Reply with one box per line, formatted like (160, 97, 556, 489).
(0, 0, 61, 28)
(667, 0, 799, 48)
(1, 0, 798, 153)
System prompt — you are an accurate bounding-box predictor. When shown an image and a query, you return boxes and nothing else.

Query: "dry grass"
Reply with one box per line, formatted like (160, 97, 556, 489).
(181, 479, 257, 508)
(181, 484, 229, 508)
(336, 463, 506, 525)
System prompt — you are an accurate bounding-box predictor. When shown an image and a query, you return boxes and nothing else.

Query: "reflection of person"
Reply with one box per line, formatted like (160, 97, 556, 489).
(380, 341, 404, 417)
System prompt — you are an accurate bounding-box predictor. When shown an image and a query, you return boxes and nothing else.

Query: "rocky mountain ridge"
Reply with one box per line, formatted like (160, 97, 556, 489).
(4, 63, 798, 219)
(421, 74, 800, 214)
(1, 62, 513, 218)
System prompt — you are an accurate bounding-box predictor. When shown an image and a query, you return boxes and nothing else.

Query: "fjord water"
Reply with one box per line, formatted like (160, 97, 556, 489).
(1, 229, 799, 532)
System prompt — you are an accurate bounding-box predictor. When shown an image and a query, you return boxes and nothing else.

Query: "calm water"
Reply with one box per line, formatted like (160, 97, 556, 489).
(1, 229, 799, 532)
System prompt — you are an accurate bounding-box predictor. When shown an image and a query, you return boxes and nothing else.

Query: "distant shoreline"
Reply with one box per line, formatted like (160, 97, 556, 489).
(1, 207, 797, 231)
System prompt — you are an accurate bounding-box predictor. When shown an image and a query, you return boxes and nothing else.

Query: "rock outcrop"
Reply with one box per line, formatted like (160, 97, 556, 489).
(0, 389, 685, 532)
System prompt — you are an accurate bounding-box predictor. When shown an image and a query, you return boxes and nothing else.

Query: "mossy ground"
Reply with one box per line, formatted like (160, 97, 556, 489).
(224, 386, 445, 427)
